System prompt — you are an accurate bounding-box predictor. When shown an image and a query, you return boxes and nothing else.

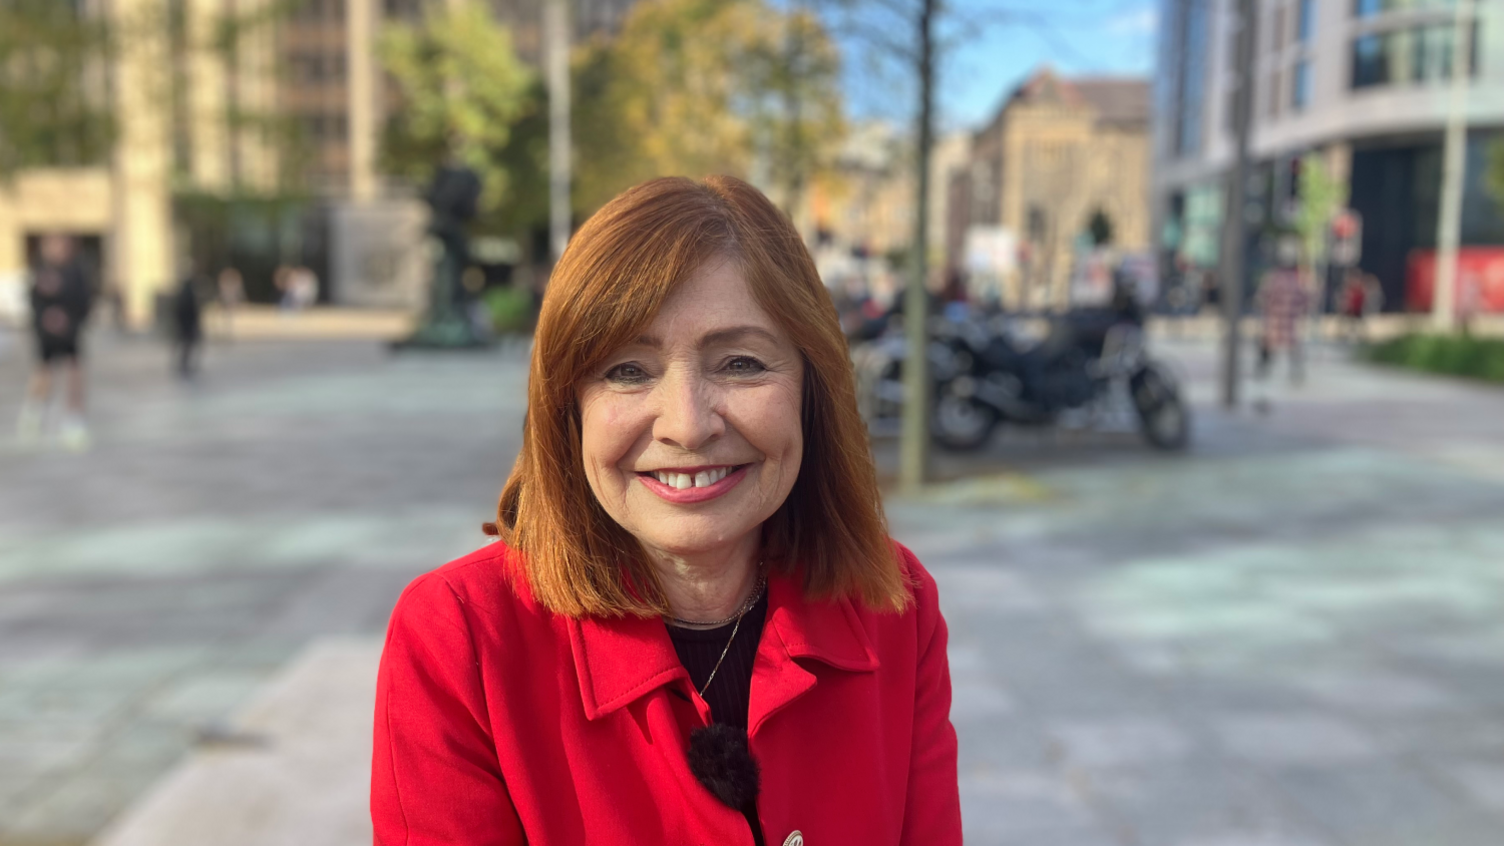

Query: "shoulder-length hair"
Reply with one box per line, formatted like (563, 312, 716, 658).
(491, 175, 908, 618)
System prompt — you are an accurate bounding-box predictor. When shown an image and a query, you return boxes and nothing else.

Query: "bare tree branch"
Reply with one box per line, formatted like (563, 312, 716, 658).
(827, 17, 918, 61)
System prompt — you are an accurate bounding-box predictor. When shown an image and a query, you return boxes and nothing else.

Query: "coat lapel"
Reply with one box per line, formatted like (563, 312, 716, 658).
(749, 572, 881, 737)
(568, 612, 688, 720)
(567, 570, 881, 729)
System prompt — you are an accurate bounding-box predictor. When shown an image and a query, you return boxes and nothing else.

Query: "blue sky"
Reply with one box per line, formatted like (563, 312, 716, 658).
(833, 0, 1160, 132)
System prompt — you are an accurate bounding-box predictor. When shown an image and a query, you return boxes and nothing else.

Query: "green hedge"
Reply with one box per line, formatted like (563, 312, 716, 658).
(1367, 333, 1504, 383)
(483, 285, 535, 333)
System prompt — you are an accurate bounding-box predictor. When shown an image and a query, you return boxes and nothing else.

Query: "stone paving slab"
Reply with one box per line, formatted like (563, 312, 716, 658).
(90, 638, 379, 846)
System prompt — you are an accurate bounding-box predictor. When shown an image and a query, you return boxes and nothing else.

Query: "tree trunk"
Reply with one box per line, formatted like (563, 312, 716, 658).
(899, 0, 934, 493)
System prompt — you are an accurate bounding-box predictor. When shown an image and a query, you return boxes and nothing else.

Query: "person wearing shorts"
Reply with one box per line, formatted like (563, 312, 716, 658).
(18, 234, 95, 449)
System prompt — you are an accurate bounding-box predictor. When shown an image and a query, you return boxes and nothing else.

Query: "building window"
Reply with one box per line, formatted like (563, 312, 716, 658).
(1355, 0, 1467, 19)
(1352, 33, 1388, 86)
(1272, 4, 1286, 54)
(1297, 0, 1314, 42)
(1172, 0, 1210, 157)
(1292, 60, 1311, 109)
(1268, 68, 1283, 119)
(1350, 22, 1479, 89)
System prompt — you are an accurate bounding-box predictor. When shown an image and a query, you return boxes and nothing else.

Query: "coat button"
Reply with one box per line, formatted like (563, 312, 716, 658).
(782, 833, 803, 846)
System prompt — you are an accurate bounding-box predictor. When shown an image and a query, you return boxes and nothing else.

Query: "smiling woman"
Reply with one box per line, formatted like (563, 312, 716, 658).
(372, 176, 961, 846)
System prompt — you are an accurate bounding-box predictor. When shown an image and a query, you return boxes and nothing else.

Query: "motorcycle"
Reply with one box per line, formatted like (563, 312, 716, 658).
(853, 303, 1190, 452)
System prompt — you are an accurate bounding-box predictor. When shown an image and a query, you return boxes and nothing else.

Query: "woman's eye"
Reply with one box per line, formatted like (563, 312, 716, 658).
(724, 356, 766, 374)
(605, 363, 649, 383)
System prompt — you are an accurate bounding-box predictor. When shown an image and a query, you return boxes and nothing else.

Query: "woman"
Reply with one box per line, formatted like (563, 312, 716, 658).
(372, 176, 960, 845)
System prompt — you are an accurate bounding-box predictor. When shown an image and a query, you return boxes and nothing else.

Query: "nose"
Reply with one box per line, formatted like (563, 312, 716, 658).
(652, 367, 724, 451)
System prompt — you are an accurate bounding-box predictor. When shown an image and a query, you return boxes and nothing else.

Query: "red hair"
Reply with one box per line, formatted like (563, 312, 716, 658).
(493, 175, 907, 618)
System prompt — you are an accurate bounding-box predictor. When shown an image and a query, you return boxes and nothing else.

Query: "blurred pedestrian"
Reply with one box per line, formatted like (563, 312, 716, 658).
(171, 266, 204, 380)
(1253, 234, 1311, 411)
(372, 176, 961, 845)
(275, 264, 316, 312)
(288, 265, 318, 311)
(273, 264, 292, 310)
(216, 266, 244, 339)
(1338, 268, 1382, 344)
(1199, 268, 1221, 313)
(17, 234, 95, 450)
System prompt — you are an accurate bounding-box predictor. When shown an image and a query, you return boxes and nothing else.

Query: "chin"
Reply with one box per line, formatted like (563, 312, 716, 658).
(631, 511, 758, 556)
(636, 520, 751, 557)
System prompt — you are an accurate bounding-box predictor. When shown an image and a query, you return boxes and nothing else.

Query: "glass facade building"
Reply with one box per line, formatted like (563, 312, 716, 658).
(1152, 0, 1503, 312)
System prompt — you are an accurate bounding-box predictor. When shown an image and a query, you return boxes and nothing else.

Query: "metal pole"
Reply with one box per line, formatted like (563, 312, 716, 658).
(1220, 0, 1257, 409)
(899, 0, 935, 493)
(1432, 0, 1471, 332)
(545, 0, 572, 263)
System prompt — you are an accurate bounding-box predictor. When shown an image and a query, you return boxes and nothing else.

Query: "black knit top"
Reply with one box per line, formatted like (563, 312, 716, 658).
(666, 591, 768, 732)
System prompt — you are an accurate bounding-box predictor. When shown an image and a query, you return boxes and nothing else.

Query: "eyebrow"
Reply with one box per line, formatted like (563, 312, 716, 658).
(631, 325, 783, 349)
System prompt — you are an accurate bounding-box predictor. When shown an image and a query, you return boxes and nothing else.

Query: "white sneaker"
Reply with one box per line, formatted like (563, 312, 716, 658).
(58, 415, 91, 452)
(15, 401, 44, 445)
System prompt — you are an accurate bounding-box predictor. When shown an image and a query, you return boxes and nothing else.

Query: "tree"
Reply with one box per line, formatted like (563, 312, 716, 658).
(1293, 153, 1345, 271)
(0, 1, 115, 178)
(741, 4, 846, 217)
(205, 0, 309, 193)
(571, 0, 844, 216)
(816, 0, 937, 491)
(378, 1, 536, 215)
(1292, 152, 1345, 316)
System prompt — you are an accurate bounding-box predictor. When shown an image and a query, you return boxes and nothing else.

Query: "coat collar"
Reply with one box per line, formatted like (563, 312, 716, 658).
(568, 570, 880, 722)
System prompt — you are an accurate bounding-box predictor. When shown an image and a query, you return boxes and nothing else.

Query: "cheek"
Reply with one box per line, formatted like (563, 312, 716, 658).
(732, 384, 804, 464)
(579, 396, 637, 483)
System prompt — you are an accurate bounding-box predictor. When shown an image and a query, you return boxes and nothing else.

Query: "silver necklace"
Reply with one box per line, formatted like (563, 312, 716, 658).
(665, 572, 766, 628)
(666, 574, 767, 698)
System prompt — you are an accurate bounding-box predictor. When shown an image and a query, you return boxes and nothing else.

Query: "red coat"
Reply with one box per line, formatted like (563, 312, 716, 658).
(371, 540, 961, 845)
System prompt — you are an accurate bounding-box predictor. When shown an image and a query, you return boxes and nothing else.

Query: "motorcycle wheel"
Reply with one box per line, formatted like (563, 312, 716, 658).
(1131, 365, 1190, 451)
(932, 393, 998, 452)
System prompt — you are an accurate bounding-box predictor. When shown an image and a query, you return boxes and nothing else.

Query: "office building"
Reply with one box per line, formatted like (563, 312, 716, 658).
(1154, 0, 1504, 310)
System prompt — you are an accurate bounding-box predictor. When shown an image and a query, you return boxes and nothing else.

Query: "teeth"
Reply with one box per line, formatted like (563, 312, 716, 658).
(653, 466, 735, 489)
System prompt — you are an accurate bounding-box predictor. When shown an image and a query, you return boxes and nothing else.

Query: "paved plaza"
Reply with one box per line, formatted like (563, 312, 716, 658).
(1, 325, 1503, 845)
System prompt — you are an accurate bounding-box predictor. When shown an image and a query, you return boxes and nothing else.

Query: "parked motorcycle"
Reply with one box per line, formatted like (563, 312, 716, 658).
(853, 302, 1190, 452)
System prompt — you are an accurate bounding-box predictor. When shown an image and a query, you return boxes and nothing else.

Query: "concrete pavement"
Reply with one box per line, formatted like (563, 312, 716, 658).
(2, 326, 1503, 845)
(0, 329, 527, 846)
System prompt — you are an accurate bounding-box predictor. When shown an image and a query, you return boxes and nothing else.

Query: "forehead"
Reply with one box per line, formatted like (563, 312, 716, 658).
(646, 258, 782, 339)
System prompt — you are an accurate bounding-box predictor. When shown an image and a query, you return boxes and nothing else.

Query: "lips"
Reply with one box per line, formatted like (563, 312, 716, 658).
(636, 464, 750, 504)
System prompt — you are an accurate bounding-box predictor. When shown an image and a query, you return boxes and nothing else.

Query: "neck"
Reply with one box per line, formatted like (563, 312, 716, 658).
(649, 535, 760, 624)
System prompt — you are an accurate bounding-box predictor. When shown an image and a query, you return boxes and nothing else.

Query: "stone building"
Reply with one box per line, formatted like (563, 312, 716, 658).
(0, 0, 638, 329)
(960, 68, 1152, 309)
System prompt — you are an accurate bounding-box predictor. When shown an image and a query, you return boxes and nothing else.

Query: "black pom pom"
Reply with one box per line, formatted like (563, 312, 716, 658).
(687, 724, 761, 810)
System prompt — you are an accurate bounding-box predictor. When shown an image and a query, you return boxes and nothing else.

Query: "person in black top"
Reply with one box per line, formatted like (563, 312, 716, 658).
(18, 234, 95, 449)
(171, 265, 204, 380)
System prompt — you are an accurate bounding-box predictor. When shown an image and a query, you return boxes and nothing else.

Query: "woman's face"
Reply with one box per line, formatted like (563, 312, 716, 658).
(577, 258, 804, 561)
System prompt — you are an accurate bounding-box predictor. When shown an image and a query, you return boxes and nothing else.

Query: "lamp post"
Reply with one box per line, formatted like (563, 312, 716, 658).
(545, 0, 572, 264)
(1432, 0, 1472, 332)
(1219, 0, 1258, 409)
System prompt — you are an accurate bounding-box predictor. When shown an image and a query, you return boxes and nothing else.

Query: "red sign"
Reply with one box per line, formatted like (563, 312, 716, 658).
(1406, 248, 1504, 314)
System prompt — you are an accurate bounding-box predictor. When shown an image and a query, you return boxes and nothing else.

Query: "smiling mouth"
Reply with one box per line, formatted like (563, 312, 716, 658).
(638, 465, 748, 491)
